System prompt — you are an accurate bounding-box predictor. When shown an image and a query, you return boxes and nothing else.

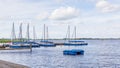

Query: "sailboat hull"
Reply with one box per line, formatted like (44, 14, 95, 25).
(64, 43, 88, 46)
(39, 43, 56, 47)
(12, 42, 40, 48)
(10, 45, 30, 49)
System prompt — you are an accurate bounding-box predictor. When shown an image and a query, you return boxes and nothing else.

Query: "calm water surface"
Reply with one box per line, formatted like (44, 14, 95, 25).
(0, 40, 120, 68)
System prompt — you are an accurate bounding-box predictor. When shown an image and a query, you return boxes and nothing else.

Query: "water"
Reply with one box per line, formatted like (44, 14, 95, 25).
(0, 40, 120, 68)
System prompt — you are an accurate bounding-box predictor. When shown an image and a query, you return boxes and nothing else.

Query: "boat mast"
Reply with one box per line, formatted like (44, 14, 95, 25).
(68, 25, 70, 41)
(74, 26, 76, 40)
(46, 26, 49, 40)
(43, 24, 46, 41)
(27, 23, 30, 42)
(19, 23, 23, 42)
(33, 26, 36, 42)
(11, 22, 16, 43)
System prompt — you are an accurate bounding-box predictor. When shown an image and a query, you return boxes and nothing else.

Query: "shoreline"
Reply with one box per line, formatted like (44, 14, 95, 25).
(0, 60, 29, 68)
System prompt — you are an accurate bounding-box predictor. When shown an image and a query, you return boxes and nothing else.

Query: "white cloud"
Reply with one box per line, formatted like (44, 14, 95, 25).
(96, 0, 120, 13)
(49, 7, 80, 20)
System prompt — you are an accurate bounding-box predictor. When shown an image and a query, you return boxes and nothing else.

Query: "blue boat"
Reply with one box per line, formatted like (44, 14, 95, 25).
(63, 49, 84, 55)
(11, 41, 40, 48)
(10, 45, 30, 49)
(39, 24, 56, 47)
(69, 40, 85, 42)
(25, 41, 40, 47)
(40, 43, 56, 47)
(64, 40, 88, 46)
(10, 23, 39, 49)
(64, 26, 88, 46)
(39, 40, 56, 47)
(39, 38, 56, 47)
(64, 42, 88, 46)
(10, 42, 31, 49)
(10, 23, 30, 49)
(40, 40, 53, 43)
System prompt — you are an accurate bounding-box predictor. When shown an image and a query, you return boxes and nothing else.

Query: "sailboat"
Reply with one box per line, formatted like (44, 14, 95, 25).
(39, 24, 56, 47)
(10, 23, 32, 49)
(64, 26, 88, 46)
(15, 23, 39, 48)
(25, 25, 40, 47)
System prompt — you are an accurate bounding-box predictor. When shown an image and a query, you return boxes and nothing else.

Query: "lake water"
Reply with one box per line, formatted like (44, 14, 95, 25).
(0, 40, 120, 68)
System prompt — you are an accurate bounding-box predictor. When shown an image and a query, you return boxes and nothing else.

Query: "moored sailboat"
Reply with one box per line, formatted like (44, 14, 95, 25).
(64, 26, 88, 46)
(10, 23, 31, 49)
(39, 24, 56, 47)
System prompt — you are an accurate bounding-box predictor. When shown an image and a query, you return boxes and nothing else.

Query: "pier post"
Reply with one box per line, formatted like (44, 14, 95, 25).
(30, 44, 32, 52)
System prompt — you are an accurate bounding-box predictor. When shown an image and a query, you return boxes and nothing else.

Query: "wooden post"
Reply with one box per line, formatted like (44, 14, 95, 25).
(30, 44, 32, 52)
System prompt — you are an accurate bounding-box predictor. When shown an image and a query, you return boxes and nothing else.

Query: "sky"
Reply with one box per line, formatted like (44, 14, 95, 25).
(0, 0, 120, 39)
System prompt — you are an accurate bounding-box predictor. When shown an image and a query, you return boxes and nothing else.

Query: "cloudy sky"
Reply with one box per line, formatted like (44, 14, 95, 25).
(0, 0, 120, 39)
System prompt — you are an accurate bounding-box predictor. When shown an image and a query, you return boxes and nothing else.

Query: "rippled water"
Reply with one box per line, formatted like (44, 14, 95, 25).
(0, 40, 120, 68)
